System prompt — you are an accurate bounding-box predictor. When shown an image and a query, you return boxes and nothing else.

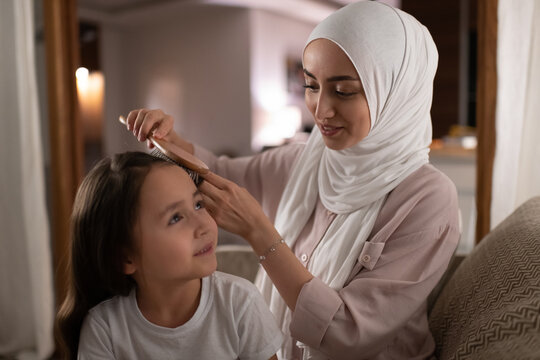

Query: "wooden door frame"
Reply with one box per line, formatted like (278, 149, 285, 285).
(43, 0, 83, 314)
(475, 0, 497, 243)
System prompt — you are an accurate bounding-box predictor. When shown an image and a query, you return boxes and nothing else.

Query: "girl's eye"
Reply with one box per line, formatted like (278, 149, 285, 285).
(195, 200, 205, 210)
(336, 90, 357, 97)
(168, 213, 183, 225)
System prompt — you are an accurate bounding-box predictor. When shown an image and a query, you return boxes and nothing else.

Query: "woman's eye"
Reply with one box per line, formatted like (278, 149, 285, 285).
(195, 200, 205, 210)
(336, 90, 357, 97)
(168, 213, 183, 225)
(303, 84, 318, 92)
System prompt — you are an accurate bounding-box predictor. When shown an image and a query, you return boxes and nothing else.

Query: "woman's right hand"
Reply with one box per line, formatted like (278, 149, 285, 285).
(124, 108, 194, 154)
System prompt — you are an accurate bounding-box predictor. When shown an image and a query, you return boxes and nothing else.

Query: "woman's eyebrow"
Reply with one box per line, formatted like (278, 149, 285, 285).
(327, 75, 359, 82)
(304, 69, 316, 79)
(303, 69, 359, 82)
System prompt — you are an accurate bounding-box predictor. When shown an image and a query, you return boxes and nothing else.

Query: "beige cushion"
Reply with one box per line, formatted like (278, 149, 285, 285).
(216, 245, 259, 282)
(429, 197, 540, 359)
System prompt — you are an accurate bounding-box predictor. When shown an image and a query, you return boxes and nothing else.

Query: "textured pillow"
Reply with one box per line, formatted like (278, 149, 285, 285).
(429, 197, 540, 360)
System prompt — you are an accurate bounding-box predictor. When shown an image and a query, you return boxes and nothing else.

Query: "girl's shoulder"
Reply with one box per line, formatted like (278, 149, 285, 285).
(210, 271, 260, 298)
(209, 271, 269, 314)
(85, 292, 134, 325)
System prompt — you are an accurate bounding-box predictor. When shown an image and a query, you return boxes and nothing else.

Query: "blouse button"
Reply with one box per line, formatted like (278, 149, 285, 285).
(362, 254, 371, 263)
(300, 254, 308, 262)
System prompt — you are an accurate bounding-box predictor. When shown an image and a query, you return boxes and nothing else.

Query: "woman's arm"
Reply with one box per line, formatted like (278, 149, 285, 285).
(291, 225, 459, 359)
(201, 167, 460, 359)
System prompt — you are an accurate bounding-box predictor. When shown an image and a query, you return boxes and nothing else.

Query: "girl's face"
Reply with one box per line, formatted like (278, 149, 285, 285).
(303, 38, 371, 150)
(125, 165, 218, 287)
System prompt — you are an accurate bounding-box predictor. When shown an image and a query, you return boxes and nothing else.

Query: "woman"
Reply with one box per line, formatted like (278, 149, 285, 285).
(126, 2, 459, 359)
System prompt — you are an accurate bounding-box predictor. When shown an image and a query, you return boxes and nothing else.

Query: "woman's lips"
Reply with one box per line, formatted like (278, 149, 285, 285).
(319, 124, 343, 137)
(194, 243, 214, 256)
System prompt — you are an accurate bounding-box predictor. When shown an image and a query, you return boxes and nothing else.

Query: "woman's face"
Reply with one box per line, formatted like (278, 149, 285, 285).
(125, 165, 218, 287)
(303, 39, 371, 150)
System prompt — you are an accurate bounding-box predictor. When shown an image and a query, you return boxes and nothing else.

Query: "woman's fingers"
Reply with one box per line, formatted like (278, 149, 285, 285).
(133, 109, 148, 141)
(199, 180, 235, 230)
(201, 171, 235, 191)
(123, 109, 177, 149)
(198, 179, 214, 196)
(201, 193, 218, 218)
(151, 114, 174, 139)
(138, 111, 160, 142)
(199, 176, 224, 202)
(139, 110, 170, 142)
(126, 109, 143, 132)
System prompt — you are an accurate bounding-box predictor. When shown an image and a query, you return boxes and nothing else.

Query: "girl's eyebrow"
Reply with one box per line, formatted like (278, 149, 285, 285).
(160, 190, 201, 217)
(303, 69, 359, 82)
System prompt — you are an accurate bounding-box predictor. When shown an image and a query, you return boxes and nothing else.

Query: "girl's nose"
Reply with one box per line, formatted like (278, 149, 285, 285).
(314, 92, 335, 121)
(193, 211, 211, 238)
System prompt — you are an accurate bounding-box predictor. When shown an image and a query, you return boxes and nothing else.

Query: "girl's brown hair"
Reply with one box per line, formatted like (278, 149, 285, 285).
(55, 152, 171, 359)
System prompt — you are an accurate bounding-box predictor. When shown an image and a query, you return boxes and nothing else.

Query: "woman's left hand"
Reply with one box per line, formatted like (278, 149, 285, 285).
(199, 172, 280, 251)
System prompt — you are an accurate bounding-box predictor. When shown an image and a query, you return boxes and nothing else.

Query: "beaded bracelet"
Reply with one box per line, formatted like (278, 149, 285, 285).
(258, 239, 285, 262)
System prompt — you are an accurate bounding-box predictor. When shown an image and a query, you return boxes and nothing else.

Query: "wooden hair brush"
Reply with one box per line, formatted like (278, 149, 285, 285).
(119, 115, 209, 184)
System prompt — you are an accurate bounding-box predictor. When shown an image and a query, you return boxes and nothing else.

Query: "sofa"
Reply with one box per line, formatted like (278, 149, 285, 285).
(428, 196, 540, 359)
(216, 197, 540, 359)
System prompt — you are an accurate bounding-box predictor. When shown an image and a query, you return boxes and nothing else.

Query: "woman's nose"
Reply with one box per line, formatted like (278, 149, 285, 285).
(314, 91, 335, 120)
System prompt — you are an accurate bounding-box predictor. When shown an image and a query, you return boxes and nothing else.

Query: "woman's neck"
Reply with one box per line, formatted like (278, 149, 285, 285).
(135, 277, 202, 328)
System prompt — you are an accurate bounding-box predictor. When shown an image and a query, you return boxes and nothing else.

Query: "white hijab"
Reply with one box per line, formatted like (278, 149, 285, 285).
(255, 2, 438, 359)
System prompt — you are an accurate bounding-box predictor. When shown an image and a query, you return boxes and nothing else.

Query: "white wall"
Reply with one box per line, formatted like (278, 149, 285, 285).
(100, 5, 252, 157)
(95, 4, 318, 157)
(249, 9, 315, 150)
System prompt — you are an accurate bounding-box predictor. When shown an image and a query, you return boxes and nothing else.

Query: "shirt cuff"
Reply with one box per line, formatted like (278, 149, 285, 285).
(290, 277, 343, 348)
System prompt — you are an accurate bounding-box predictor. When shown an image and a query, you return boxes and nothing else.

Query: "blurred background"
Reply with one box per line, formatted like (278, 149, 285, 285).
(2, 0, 539, 358)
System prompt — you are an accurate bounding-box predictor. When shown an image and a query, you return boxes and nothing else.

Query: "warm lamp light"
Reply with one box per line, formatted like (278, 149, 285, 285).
(253, 105, 302, 149)
(75, 67, 89, 80)
(76, 69, 104, 142)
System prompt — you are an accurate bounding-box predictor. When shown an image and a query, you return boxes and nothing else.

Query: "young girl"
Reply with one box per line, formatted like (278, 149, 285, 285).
(55, 152, 282, 359)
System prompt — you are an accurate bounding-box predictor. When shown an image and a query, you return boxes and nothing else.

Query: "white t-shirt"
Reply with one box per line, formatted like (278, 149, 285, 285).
(78, 272, 283, 360)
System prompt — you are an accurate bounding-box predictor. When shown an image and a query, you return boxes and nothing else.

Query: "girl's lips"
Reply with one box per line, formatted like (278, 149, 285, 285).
(319, 124, 343, 137)
(194, 243, 214, 256)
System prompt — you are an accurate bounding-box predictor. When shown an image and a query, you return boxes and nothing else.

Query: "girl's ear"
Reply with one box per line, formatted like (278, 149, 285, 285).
(123, 254, 137, 275)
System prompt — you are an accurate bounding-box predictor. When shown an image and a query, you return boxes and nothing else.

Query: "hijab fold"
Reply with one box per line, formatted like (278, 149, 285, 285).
(255, 2, 438, 359)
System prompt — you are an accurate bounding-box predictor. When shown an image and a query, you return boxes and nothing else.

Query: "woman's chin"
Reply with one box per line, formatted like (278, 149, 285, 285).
(321, 134, 367, 150)
(322, 138, 348, 151)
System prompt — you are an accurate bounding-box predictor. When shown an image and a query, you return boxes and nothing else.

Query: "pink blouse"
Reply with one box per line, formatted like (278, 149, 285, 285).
(195, 143, 460, 360)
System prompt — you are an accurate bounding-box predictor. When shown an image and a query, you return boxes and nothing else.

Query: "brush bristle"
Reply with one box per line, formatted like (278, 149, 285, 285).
(150, 149, 202, 186)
